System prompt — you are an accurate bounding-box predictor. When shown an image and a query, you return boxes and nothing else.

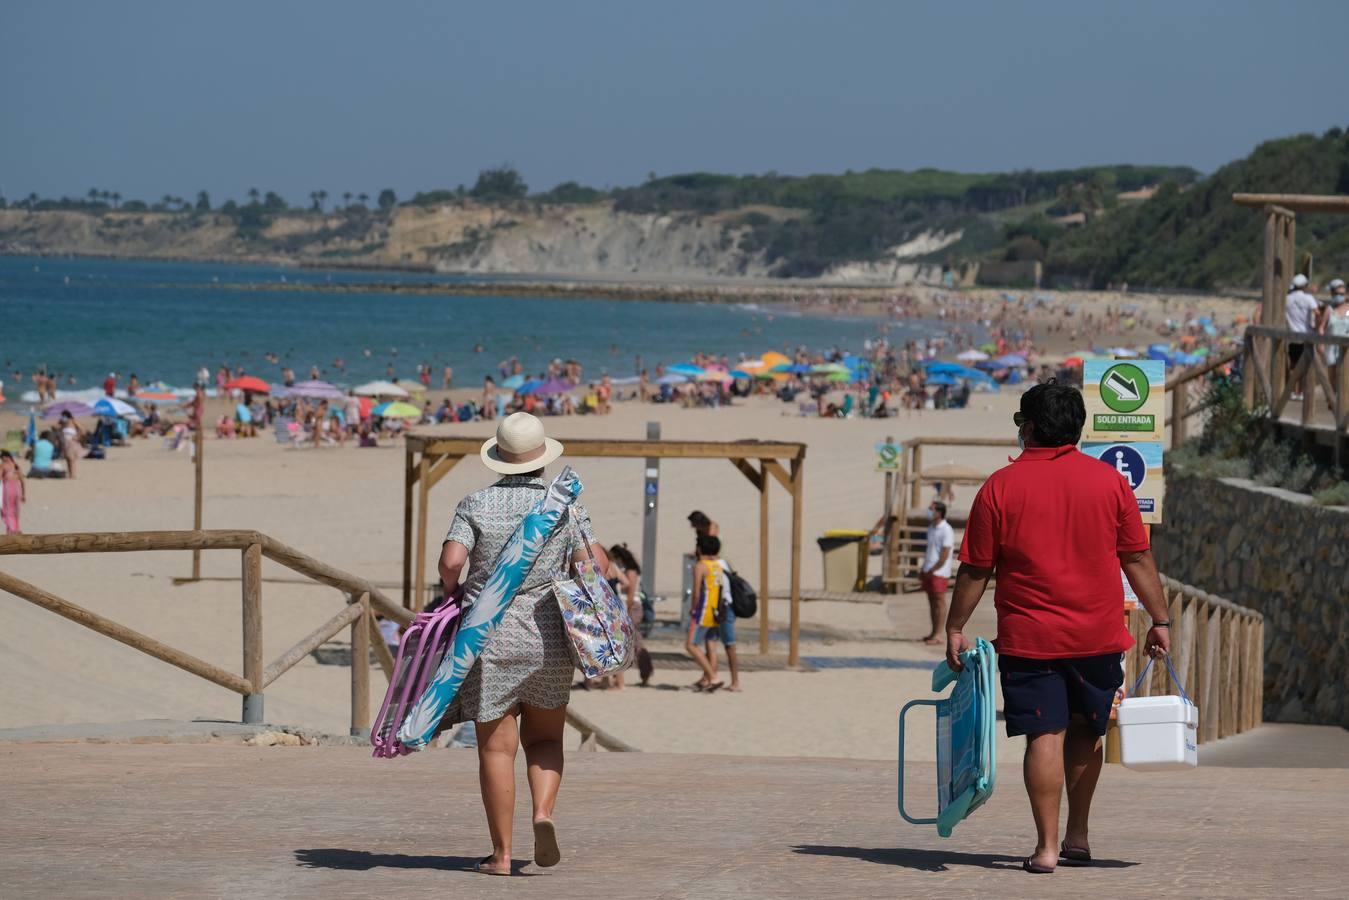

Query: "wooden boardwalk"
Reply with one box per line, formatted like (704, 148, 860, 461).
(1, 742, 1344, 898)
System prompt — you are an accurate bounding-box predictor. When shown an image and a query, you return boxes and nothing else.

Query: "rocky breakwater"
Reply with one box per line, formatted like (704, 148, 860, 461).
(1153, 468, 1349, 727)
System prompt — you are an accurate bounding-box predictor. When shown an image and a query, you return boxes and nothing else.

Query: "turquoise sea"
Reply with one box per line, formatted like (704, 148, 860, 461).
(0, 255, 939, 397)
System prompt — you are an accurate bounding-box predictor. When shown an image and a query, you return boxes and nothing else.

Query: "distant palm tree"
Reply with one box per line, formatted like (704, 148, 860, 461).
(248, 187, 260, 205)
(317, 190, 328, 212)
(342, 191, 352, 209)
(88, 188, 99, 204)
(161, 194, 173, 210)
(26, 192, 39, 211)
(111, 192, 121, 209)
(358, 192, 369, 207)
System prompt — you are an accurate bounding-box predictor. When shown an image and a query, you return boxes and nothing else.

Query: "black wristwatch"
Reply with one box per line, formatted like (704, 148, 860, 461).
(1151, 621, 1170, 628)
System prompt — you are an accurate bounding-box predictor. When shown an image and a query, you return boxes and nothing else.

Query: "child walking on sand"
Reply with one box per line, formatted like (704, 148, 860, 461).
(1, 451, 26, 534)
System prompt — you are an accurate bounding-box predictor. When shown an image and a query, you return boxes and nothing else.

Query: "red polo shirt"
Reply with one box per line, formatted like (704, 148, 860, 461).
(958, 445, 1148, 659)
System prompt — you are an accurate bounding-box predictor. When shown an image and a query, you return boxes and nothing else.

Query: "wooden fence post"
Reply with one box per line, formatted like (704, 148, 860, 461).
(350, 592, 371, 737)
(191, 424, 203, 581)
(242, 542, 263, 724)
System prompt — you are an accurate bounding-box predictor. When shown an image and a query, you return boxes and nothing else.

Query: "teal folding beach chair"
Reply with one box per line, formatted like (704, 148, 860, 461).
(898, 637, 998, 837)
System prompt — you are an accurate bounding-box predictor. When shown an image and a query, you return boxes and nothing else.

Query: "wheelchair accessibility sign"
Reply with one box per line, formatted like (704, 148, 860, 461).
(1082, 441, 1164, 524)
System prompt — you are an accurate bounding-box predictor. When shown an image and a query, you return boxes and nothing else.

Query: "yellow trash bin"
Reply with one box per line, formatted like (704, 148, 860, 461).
(818, 529, 870, 592)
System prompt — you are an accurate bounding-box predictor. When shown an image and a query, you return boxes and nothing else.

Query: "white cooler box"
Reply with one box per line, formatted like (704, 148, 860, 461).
(1116, 695, 1198, 771)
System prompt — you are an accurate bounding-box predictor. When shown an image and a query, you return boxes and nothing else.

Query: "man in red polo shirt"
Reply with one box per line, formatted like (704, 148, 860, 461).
(945, 380, 1171, 874)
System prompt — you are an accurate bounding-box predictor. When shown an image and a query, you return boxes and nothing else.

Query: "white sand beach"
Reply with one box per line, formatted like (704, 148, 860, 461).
(5, 389, 1033, 760)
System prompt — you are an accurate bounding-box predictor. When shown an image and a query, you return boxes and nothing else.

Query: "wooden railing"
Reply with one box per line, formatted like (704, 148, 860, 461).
(1242, 326, 1349, 464)
(1122, 576, 1263, 744)
(1164, 347, 1243, 448)
(0, 530, 410, 736)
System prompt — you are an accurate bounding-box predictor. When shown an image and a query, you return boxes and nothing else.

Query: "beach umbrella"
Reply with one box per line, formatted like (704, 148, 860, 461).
(1105, 347, 1139, 358)
(289, 379, 345, 400)
(353, 380, 409, 398)
(500, 374, 525, 390)
(992, 354, 1028, 368)
(666, 363, 704, 377)
(811, 363, 850, 375)
(759, 351, 790, 369)
(93, 397, 139, 419)
(26, 410, 37, 445)
(223, 375, 270, 393)
(925, 373, 959, 386)
(826, 370, 854, 382)
(696, 370, 732, 383)
(1062, 357, 1085, 368)
(41, 400, 94, 419)
(737, 359, 767, 371)
(532, 378, 577, 395)
(656, 373, 689, 385)
(978, 342, 998, 354)
(372, 401, 420, 418)
(134, 391, 181, 405)
(730, 369, 752, 379)
(956, 349, 990, 362)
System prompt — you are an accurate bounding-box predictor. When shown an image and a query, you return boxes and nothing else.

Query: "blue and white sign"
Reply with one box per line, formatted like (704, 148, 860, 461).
(1081, 441, 1164, 524)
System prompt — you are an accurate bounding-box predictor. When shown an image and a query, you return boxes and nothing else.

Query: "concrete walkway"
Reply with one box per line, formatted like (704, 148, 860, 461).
(1, 743, 1344, 898)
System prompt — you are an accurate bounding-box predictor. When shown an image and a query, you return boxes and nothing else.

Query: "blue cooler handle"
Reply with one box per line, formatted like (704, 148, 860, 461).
(898, 699, 940, 825)
(1130, 654, 1193, 704)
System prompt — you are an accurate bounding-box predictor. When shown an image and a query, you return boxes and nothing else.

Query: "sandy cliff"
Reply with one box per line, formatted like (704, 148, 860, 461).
(0, 203, 942, 283)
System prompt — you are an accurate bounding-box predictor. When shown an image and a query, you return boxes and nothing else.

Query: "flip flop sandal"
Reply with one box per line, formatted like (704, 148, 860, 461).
(533, 819, 561, 868)
(690, 682, 707, 692)
(1023, 857, 1055, 874)
(475, 856, 511, 876)
(704, 681, 725, 693)
(1059, 842, 1092, 865)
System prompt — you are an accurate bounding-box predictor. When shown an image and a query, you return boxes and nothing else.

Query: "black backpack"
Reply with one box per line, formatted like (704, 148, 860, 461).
(726, 567, 757, 619)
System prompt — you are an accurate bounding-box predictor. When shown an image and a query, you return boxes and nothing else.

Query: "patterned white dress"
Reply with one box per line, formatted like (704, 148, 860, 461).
(441, 474, 595, 724)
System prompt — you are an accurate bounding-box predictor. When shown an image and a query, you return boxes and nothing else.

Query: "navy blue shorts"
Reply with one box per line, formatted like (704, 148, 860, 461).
(999, 653, 1124, 737)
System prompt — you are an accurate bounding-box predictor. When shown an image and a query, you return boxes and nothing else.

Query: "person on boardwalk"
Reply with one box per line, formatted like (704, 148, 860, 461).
(435, 412, 608, 876)
(943, 380, 1171, 874)
(919, 499, 954, 645)
(1, 451, 26, 533)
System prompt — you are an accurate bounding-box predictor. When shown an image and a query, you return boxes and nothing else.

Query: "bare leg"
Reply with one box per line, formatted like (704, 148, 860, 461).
(520, 704, 566, 823)
(725, 643, 741, 690)
(1063, 718, 1103, 854)
(475, 712, 520, 874)
(684, 624, 717, 685)
(922, 590, 946, 643)
(706, 637, 719, 680)
(1023, 730, 1066, 871)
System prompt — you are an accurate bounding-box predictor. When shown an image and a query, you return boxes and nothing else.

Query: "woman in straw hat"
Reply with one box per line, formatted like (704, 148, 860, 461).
(436, 412, 607, 876)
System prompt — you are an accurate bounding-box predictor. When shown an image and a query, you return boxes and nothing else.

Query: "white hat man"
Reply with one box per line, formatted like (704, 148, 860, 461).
(480, 412, 564, 474)
(1285, 274, 1318, 335)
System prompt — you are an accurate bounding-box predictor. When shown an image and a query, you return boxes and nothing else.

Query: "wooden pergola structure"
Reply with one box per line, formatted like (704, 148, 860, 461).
(403, 433, 809, 665)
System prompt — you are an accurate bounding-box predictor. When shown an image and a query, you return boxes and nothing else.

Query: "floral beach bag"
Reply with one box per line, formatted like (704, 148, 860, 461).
(552, 539, 635, 679)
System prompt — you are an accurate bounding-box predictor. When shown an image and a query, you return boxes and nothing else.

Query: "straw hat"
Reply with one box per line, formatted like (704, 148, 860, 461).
(480, 412, 564, 475)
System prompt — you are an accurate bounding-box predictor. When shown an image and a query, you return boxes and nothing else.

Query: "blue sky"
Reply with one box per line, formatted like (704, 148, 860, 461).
(3, 0, 1345, 206)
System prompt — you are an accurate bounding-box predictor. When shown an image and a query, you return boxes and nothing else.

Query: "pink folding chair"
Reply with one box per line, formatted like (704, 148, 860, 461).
(370, 587, 464, 758)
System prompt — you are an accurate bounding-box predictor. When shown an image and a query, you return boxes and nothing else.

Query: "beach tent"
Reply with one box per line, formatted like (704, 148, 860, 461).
(223, 376, 270, 393)
(956, 349, 989, 362)
(353, 380, 410, 398)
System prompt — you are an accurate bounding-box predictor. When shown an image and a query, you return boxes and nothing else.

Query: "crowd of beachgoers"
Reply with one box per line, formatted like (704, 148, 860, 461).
(0, 286, 1249, 522)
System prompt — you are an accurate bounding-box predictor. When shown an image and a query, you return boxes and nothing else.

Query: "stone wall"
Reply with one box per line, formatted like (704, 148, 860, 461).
(1153, 469, 1349, 727)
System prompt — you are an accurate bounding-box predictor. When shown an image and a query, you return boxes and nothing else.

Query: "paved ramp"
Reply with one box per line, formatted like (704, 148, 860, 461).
(1, 743, 1343, 898)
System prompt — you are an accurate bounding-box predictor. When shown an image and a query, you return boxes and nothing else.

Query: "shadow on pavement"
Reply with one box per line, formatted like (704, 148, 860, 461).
(791, 845, 1137, 872)
(294, 848, 537, 876)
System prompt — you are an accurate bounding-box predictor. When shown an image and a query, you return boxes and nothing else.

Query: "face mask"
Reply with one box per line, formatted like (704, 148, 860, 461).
(926, 508, 936, 522)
